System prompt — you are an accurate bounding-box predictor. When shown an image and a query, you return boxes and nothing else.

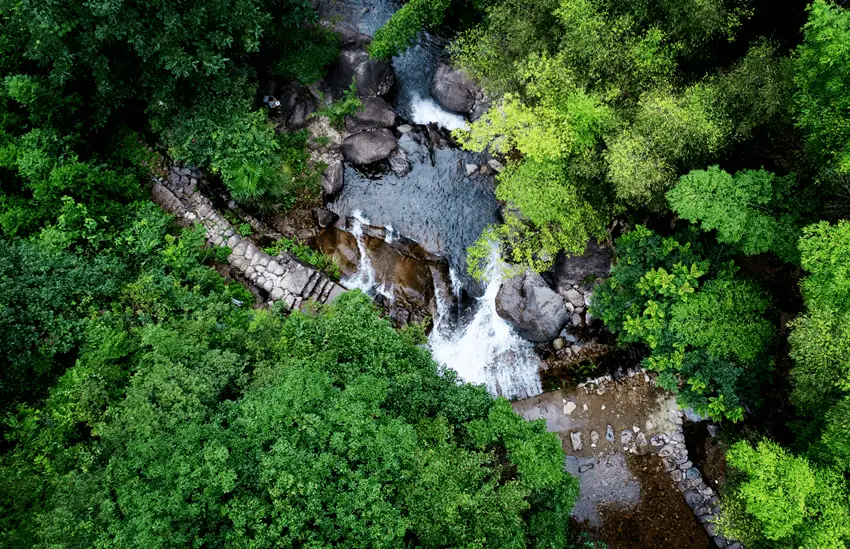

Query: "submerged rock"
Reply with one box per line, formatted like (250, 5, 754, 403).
(430, 62, 477, 114)
(495, 270, 570, 342)
(340, 129, 397, 165)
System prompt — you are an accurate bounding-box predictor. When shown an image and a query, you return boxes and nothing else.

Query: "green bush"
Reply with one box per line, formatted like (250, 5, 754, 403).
(370, 0, 453, 59)
(722, 439, 850, 548)
(591, 226, 773, 421)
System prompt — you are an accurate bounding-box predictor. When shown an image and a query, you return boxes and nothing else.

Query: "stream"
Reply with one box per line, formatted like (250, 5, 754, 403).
(318, 0, 544, 400)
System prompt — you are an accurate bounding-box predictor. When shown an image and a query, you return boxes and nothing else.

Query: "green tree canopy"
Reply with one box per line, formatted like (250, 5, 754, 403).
(591, 226, 774, 421)
(667, 166, 801, 262)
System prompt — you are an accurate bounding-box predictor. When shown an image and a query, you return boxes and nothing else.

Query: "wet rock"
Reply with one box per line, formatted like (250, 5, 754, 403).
(388, 149, 411, 176)
(565, 288, 584, 308)
(321, 159, 344, 196)
(578, 463, 594, 473)
(344, 97, 396, 133)
(570, 432, 583, 451)
(397, 124, 413, 133)
(465, 163, 479, 176)
(323, 46, 394, 99)
(605, 425, 615, 443)
(430, 61, 478, 114)
(553, 337, 566, 351)
(707, 423, 719, 437)
(340, 129, 397, 165)
(495, 270, 570, 342)
(337, 25, 372, 48)
(312, 208, 339, 228)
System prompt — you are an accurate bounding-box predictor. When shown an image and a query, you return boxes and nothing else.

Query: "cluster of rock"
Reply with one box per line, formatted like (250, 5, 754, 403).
(495, 241, 611, 346)
(577, 371, 743, 549)
(151, 166, 345, 310)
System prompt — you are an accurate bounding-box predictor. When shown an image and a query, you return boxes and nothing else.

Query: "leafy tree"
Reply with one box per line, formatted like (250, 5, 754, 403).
(605, 84, 727, 209)
(467, 159, 609, 277)
(721, 439, 850, 548)
(667, 166, 801, 262)
(370, 0, 453, 58)
(591, 226, 773, 420)
(1, 287, 579, 547)
(794, 0, 850, 176)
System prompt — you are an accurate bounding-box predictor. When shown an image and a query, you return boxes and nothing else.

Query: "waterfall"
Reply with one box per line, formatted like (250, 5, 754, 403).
(342, 210, 377, 293)
(429, 243, 543, 400)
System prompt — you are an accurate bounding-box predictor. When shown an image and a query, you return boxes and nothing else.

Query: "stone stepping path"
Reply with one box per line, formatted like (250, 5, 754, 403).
(151, 165, 345, 311)
(512, 370, 742, 548)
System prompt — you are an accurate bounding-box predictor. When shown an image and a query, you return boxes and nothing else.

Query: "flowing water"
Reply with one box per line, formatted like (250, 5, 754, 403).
(319, 0, 544, 400)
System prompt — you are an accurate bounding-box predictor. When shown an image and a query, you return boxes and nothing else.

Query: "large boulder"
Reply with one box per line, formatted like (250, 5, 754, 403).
(340, 129, 397, 165)
(321, 159, 344, 196)
(323, 47, 394, 99)
(344, 97, 396, 133)
(495, 270, 570, 342)
(430, 62, 477, 114)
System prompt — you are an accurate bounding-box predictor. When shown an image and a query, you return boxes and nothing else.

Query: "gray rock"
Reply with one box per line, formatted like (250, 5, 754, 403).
(707, 423, 719, 437)
(636, 432, 647, 446)
(312, 208, 339, 228)
(570, 432, 583, 451)
(321, 160, 344, 196)
(553, 337, 566, 351)
(465, 163, 479, 176)
(469, 99, 490, 121)
(605, 425, 615, 443)
(388, 151, 411, 176)
(288, 96, 316, 129)
(340, 129, 397, 165)
(684, 490, 704, 509)
(487, 158, 504, 172)
(344, 97, 396, 133)
(620, 430, 634, 445)
(323, 47, 394, 99)
(565, 288, 584, 308)
(590, 430, 599, 445)
(430, 62, 477, 114)
(495, 270, 570, 342)
(551, 239, 613, 288)
(397, 124, 413, 133)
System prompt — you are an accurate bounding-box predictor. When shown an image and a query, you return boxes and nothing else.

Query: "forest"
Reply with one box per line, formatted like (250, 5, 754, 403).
(0, 0, 848, 547)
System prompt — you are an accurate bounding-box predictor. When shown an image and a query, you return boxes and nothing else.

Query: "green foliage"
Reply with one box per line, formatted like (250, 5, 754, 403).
(313, 82, 363, 130)
(788, 221, 850, 475)
(668, 166, 801, 262)
(797, 221, 850, 313)
(722, 440, 850, 548)
(370, 0, 453, 58)
(605, 84, 727, 208)
(591, 226, 773, 420)
(467, 159, 608, 276)
(1, 290, 579, 547)
(264, 237, 342, 280)
(165, 93, 313, 204)
(794, 0, 850, 176)
(714, 42, 794, 141)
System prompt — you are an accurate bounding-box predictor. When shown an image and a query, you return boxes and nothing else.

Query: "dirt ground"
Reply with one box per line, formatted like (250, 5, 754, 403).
(574, 454, 711, 549)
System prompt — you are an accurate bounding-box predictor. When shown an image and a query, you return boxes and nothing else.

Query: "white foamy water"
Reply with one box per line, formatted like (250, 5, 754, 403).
(410, 94, 469, 131)
(341, 210, 377, 293)
(428, 244, 543, 400)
